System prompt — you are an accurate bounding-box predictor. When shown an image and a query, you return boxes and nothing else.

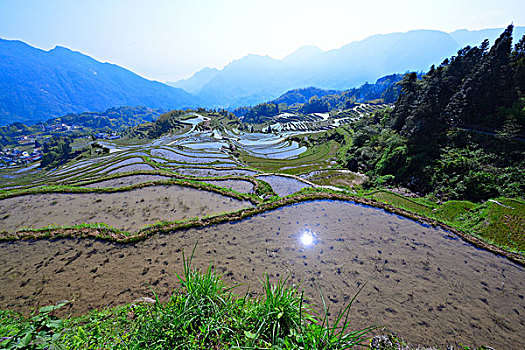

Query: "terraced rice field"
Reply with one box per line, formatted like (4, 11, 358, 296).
(0, 110, 523, 349)
(0, 113, 331, 234)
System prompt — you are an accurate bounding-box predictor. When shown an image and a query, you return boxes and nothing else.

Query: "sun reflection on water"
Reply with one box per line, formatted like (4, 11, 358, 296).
(300, 229, 316, 246)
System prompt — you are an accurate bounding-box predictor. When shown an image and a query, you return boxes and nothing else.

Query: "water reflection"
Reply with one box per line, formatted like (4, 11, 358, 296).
(300, 228, 316, 246)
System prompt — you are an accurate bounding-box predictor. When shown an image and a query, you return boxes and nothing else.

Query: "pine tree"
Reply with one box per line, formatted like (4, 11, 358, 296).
(445, 25, 516, 129)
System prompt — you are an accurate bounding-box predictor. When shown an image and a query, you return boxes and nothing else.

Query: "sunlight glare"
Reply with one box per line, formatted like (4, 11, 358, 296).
(300, 229, 315, 246)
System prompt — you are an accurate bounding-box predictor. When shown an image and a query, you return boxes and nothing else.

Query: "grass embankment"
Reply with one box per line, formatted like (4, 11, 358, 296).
(368, 190, 525, 257)
(334, 127, 353, 161)
(437, 198, 525, 253)
(0, 250, 373, 349)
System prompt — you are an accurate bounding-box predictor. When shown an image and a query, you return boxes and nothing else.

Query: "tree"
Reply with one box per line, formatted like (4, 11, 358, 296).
(40, 136, 72, 168)
(511, 34, 525, 92)
(389, 72, 419, 131)
(299, 96, 329, 114)
(343, 26, 525, 200)
(445, 25, 516, 129)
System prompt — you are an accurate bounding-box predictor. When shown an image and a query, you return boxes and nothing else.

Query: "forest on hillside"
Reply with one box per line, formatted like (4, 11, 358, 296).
(341, 25, 525, 201)
(234, 74, 403, 123)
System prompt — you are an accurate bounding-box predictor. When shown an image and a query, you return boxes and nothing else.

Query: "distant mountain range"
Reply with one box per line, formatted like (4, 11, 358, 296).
(167, 67, 219, 95)
(0, 39, 199, 126)
(1, 26, 524, 126)
(171, 26, 525, 108)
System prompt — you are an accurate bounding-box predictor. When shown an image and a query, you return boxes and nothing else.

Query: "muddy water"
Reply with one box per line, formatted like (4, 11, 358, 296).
(0, 186, 252, 232)
(257, 174, 311, 196)
(0, 200, 523, 348)
(205, 179, 254, 193)
(107, 163, 154, 175)
(175, 168, 258, 177)
(83, 175, 172, 188)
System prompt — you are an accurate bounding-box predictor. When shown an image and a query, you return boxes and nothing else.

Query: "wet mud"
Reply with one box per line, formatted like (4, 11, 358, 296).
(83, 175, 172, 188)
(0, 200, 523, 349)
(0, 185, 252, 232)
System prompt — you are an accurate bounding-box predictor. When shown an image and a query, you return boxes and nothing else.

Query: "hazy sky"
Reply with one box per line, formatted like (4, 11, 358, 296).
(1, 0, 523, 82)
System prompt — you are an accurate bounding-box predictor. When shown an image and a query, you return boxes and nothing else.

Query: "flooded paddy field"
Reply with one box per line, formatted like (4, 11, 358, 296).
(81, 175, 172, 188)
(0, 185, 252, 232)
(106, 163, 155, 175)
(175, 167, 259, 178)
(0, 200, 523, 348)
(204, 179, 254, 193)
(257, 174, 311, 196)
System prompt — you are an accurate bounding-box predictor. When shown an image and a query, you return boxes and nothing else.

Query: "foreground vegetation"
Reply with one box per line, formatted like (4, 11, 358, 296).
(0, 249, 375, 349)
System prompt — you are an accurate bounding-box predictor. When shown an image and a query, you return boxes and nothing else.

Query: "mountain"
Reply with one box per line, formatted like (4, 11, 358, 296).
(0, 39, 200, 126)
(272, 74, 405, 107)
(272, 87, 341, 106)
(175, 26, 525, 108)
(282, 45, 324, 64)
(197, 54, 285, 107)
(3, 26, 524, 126)
(194, 30, 458, 108)
(166, 67, 219, 94)
(450, 26, 525, 49)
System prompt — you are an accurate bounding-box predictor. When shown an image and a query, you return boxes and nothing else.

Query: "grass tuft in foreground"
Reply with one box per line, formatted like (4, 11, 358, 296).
(126, 246, 373, 349)
(0, 247, 373, 349)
